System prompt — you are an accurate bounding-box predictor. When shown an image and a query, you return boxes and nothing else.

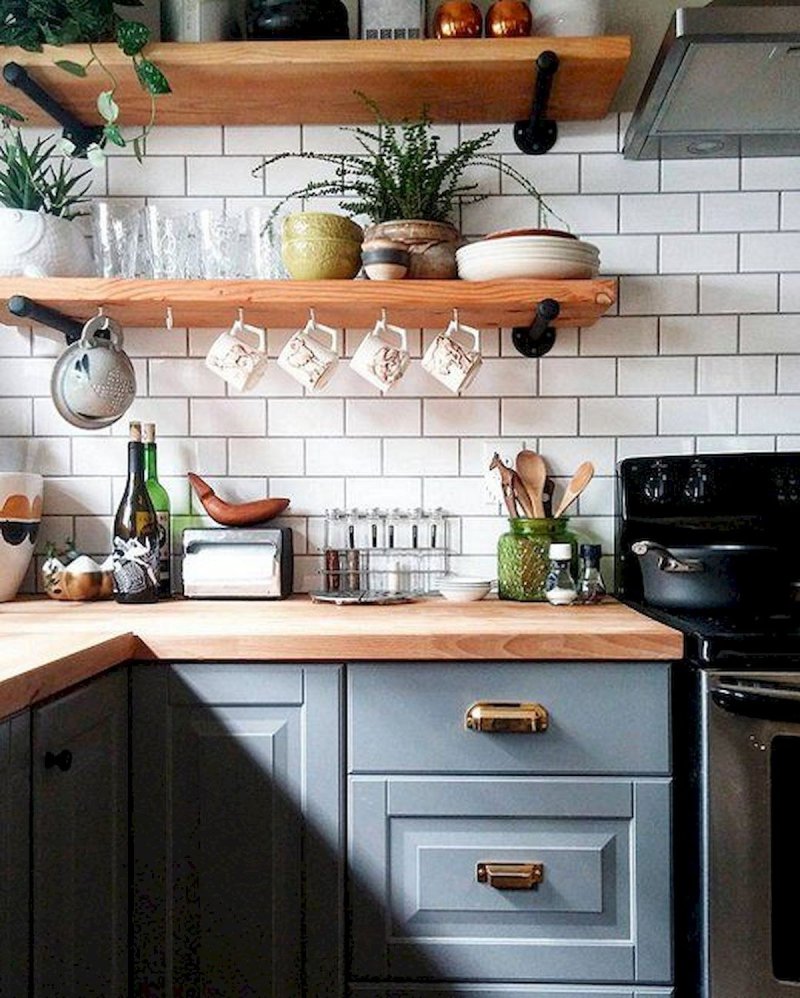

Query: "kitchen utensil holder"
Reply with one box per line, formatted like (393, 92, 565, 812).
(513, 50, 559, 155)
(2, 62, 104, 156)
(321, 507, 449, 597)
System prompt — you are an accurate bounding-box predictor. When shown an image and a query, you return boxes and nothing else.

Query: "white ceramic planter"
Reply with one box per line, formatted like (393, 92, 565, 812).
(0, 472, 43, 602)
(0, 208, 94, 278)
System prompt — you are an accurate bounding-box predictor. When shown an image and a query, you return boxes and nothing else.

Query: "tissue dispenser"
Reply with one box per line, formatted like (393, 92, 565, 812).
(182, 527, 293, 599)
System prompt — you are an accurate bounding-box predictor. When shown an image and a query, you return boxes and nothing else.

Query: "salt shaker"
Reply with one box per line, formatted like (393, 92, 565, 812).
(544, 542, 577, 606)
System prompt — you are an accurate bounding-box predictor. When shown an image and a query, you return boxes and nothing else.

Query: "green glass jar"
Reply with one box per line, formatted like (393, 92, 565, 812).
(497, 518, 577, 602)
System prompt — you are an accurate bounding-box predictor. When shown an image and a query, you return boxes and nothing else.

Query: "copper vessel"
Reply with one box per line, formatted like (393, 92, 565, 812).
(485, 0, 531, 36)
(432, 0, 482, 38)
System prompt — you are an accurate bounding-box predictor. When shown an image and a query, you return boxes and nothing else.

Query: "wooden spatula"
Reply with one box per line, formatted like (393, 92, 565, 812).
(554, 461, 595, 518)
(515, 450, 547, 518)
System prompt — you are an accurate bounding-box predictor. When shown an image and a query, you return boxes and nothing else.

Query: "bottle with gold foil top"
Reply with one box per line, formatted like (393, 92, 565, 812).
(112, 422, 159, 604)
(143, 422, 171, 597)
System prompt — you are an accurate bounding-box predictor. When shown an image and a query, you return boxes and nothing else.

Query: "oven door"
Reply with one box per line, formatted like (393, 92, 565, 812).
(704, 671, 800, 998)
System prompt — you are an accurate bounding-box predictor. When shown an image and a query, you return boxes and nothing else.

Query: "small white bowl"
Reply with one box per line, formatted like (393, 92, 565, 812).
(439, 586, 491, 602)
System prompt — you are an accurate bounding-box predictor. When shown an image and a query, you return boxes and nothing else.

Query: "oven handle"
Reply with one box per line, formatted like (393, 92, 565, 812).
(711, 685, 800, 724)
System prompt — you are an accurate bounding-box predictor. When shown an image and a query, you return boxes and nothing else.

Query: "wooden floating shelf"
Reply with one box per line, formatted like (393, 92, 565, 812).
(0, 277, 616, 331)
(0, 38, 630, 127)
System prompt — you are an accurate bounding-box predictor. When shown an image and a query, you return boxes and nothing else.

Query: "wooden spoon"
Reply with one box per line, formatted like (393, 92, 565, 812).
(515, 450, 547, 518)
(554, 461, 595, 519)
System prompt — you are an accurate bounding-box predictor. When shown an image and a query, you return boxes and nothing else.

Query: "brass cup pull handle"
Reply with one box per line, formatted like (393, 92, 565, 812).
(477, 862, 544, 890)
(464, 701, 549, 733)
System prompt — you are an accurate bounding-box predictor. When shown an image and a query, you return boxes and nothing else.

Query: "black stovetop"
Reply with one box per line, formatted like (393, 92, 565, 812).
(624, 599, 800, 666)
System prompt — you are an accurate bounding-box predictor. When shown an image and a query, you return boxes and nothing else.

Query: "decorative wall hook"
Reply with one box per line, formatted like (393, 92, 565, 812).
(513, 50, 560, 155)
(512, 298, 561, 357)
(2, 62, 104, 156)
(7, 295, 84, 344)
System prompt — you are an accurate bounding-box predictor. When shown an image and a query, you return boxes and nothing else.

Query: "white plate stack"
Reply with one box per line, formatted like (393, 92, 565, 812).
(456, 233, 600, 281)
(437, 575, 494, 602)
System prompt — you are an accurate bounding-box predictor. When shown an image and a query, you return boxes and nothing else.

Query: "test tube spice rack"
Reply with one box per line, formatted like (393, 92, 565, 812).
(320, 507, 448, 597)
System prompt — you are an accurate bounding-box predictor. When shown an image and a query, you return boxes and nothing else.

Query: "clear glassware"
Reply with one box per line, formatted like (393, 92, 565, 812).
(142, 205, 193, 279)
(578, 543, 607, 604)
(91, 199, 142, 278)
(544, 542, 578, 606)
(194, 209, 243, 279)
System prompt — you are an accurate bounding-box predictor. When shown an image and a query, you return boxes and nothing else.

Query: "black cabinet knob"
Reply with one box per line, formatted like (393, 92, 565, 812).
(44, 749, 72, 772)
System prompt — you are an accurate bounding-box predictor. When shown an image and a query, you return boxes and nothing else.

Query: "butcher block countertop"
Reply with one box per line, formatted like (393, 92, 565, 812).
(0, 596, 682, 719)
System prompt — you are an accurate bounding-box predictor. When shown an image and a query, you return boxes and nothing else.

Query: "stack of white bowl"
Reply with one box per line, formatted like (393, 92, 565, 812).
(456, 229, 600, 281)
(437, 575, 493, 602)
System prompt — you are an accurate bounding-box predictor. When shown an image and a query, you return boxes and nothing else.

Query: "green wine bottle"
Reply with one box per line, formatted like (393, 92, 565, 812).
(112, 422, 159, 604)
(143, 422, 171, 598)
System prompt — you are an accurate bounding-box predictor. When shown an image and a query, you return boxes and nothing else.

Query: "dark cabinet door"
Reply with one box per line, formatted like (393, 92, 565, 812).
(31, 669, 128, 998)
(0, 710, 30, 998)
(132, 664, 343, 998)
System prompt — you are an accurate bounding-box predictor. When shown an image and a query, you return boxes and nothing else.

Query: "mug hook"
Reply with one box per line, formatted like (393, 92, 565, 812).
(380, 307, 387, 325)
(309, 307, 316, 325)
(238, 307, 245, 325)
(165, 306, 174, 331)
(452, 307, 459, 326)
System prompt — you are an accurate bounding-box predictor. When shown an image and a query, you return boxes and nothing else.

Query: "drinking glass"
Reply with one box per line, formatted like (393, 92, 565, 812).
(91, 199, 142, 278)
(142, 205, 193, 279)
(194, 209, 244, 279)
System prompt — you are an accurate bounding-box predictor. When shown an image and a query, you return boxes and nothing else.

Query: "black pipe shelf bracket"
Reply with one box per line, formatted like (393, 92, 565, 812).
(8, 295, 85, 345)
(512, 298, 561, 357)
(2, 62, 104, 156)
(513, 50, 559, 155)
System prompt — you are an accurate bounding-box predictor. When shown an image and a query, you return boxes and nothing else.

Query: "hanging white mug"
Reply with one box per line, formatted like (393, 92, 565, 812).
(350, 315, 410, 393)
(278, 315, 340, 391)
(422, 316, 482, 394)
(205, 318, 268, 392)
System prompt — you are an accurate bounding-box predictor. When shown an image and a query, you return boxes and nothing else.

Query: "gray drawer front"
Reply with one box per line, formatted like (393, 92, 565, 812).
(348, 663, 669, 774)
(349, 989, 675, 997)
(349, 777, 672, 984)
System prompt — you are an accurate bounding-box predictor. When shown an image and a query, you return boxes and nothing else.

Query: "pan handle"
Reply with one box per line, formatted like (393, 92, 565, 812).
(631, 540, 704, 574)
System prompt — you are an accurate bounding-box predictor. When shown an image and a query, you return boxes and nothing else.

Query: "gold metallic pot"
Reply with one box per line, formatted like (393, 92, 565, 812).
(485, 0, 532, 37)
(431, 0, 482, 38)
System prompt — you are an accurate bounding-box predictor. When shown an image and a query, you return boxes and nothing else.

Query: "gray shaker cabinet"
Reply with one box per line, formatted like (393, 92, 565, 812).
(132, 663, 343, 998)
(31, 668, 129, 998)
(0, 710, 30, 998)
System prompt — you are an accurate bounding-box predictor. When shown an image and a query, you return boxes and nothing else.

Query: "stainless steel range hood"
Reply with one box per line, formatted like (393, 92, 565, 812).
(624, 0, 800, 159)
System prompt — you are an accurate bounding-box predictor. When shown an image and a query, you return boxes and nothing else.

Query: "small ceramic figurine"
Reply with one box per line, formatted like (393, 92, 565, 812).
(42, 543, 114, 601)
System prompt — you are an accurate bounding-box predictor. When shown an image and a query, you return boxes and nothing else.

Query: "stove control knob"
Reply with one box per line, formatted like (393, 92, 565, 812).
(643, 461, 670, 503)
(684, 460, 710, 503)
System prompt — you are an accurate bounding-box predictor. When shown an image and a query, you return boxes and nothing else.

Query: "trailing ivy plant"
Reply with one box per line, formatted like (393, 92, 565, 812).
(256, 94, 566, 229)
(0, 127, 90, 217)
(0, 0, 171, 163)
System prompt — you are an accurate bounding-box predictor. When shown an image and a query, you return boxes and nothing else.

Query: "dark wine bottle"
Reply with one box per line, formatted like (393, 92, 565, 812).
(112, 421, 160, 604)
(143, 422, 171, 598)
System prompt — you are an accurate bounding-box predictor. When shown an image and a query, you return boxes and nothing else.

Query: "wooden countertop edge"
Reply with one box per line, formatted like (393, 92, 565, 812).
(0, 632, 138, 719)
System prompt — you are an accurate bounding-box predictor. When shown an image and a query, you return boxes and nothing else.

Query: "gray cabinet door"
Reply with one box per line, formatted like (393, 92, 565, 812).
(349, 988, 675, 997)
(132, 664, 343, 998)
(32, 668, 129, 998)
(0, 710, 30, 998)
(349, 776, 671, 984)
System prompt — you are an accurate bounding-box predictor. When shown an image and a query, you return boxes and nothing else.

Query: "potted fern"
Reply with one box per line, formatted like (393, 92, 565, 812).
(0, 128, 93, 277)
(258, 96, 562, 279)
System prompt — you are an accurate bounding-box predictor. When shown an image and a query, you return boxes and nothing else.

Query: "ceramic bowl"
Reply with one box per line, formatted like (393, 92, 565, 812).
(457, 256, 598, 280)
(281, 235, 363, 280)
(282, 212, 363, 243)
(0, 472, 43, 602)
(438, 574, 493, 602)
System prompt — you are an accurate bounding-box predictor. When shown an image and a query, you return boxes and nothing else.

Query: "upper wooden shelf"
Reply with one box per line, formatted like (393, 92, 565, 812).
(0, 38, 630, 126)
(0, 277, 616, 330)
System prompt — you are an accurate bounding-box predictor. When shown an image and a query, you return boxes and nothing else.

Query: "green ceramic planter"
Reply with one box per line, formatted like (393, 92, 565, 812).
(497, 517, 577, 602)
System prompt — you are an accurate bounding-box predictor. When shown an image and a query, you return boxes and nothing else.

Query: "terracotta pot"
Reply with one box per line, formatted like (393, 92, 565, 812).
(485, 0, 531, 36)
(431, 0, 482, 38)
(363, 220, 462, 279)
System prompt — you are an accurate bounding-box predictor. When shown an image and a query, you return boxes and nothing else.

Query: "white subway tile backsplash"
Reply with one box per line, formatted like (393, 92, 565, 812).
(660, 315, 738, 355)
(740, 396, 800, 434)
(620, 194, 697, 233)
(8, 112, 800, 589)
(659, 396, 737, 434)
(661, 158, 739, 193)
(580, 398, 657, 436)
(581, 154, 659, 194)
(740, 232, 800, 272)
(540, 358, 616, 396)
(700, 274, 778, 314)
(698, 356, 776, 394)
(660, 234, 738, 274)
(618, 356, 696, 396)
(701, 192, 778, 231)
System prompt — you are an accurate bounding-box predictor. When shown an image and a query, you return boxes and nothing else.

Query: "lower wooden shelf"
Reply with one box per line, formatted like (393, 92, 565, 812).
(0, 277, 616, 331)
